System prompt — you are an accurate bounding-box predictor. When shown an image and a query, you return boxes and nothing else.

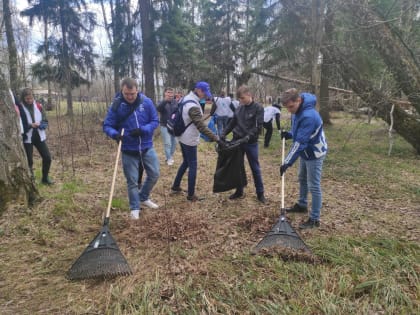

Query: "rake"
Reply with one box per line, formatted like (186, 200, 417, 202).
(67, 129, 132, 280)
(252, 137, 313, 259)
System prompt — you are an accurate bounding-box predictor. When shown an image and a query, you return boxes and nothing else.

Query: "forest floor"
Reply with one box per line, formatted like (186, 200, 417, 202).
(0, 110, 419, 314)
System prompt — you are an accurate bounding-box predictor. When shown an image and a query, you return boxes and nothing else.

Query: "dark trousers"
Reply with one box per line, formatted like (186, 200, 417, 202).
(263, 120, 273, 147)
(24, 132, 52, 180)
(237, 142, 264, 194)
(173, 143, 197, 197)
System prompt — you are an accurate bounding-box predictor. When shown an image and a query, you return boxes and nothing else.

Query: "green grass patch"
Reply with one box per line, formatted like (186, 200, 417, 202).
(266, 113, 420, 202)
(110, 197, 127, 210)
(164, 236, 419, 314)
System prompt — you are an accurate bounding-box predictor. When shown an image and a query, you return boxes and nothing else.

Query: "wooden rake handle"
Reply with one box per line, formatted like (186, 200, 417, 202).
(105, 128, 124, 219)
(281, 136, 285, 210)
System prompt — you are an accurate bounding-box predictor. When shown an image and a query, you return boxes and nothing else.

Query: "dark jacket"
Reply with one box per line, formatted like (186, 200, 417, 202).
(223, 101, 264, 144)
(157, 99, 178, 126)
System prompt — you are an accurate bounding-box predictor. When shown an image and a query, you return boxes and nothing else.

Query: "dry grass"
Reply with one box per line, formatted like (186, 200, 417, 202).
(0, 111, 419, 314)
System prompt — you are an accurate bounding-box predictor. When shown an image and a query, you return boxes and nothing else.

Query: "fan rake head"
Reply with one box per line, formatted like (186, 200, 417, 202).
(252, 217, 317, 263)
(67, 224, 132, 280)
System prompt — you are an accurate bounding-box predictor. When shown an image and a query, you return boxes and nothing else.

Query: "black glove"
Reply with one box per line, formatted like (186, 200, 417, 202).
(280, 164, 288, 176)
(130, 128, 142, 137)
(217, 139, 227, 149)
(280, 131, 291, 140)
(114, 134, 122, 143)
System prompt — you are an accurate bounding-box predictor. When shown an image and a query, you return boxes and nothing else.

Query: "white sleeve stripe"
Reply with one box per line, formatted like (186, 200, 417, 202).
(285, 141, 300, 164)
(310, 124, 322, 139)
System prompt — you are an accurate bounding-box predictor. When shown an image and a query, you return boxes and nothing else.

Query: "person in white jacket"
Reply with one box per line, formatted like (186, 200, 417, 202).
(263, 102, 281, 148)
(20, 88, 54, 185)
(171, 81, 222, 202)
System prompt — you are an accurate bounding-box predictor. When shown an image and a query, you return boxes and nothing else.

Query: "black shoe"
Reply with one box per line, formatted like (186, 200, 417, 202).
(41, 178, 54, 185)
(229, 190, 244, 200)
(285, 203, 308, 213)
(299, 218, 320, 229)
(257, 192, 266, 204)
(187, 195, 204, 202)
(171, 186, 183, 194)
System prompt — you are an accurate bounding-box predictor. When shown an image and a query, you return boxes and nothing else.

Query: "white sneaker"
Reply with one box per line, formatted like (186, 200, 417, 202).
(130, 209, 140, 220)
(167, 158, 174, 166)
(142, 199, 159, 209)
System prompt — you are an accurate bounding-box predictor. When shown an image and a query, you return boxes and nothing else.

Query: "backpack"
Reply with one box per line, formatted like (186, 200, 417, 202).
(166, 99, 196, 136)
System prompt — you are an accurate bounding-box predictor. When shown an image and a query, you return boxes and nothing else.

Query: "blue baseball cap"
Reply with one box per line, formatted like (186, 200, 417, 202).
(195, 81, 212, 98)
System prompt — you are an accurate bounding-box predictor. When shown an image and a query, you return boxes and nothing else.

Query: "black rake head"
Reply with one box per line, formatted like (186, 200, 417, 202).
(251, 216, 316, 262)
(67, 224, 132, 281)
(66, 247, 132, 280)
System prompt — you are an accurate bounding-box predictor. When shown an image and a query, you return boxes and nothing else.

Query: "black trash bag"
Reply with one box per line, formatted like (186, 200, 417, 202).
(213, 138, 248, 193)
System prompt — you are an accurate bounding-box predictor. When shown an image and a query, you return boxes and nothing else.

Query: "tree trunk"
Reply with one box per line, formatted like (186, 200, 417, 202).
(3, 0, 19, 95)
(319, 2, 333, 125)
(43, 16, 53, 110)
(319, 59, 331, 124)
(0, 73, 39, 215)
(127, 0, 136, 79)
(235, 71, 252, 87)
(139, 0, 156, 102)
(59, 6, 73, 116)
(309, 0, 324, 96)
(155, 61, 161, 100)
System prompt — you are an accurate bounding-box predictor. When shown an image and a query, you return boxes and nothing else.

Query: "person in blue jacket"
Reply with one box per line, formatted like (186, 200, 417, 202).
(103, 78, 160, 220)
(279, 88, 328, 229)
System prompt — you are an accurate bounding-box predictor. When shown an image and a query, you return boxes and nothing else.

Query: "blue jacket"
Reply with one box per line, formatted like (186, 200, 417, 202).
(103, 92, 159, 152)
(284, 93, 327, 166)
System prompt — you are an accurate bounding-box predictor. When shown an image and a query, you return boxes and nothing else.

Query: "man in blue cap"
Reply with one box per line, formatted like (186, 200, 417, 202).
(171, 81, 223, 202)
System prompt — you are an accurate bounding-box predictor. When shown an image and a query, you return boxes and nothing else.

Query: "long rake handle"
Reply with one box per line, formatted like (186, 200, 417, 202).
(281, 136, 285, 209)
(105, 128, 124, 219)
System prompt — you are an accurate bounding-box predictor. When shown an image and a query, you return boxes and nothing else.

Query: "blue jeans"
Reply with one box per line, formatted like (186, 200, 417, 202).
(297, 156, 326, 221)
(122, 148, 160, 210)
(160, 126, 177, 161)
(173, 143, 197, 197)
(239, 142, 264, 194)
(216, 116, 230, 137)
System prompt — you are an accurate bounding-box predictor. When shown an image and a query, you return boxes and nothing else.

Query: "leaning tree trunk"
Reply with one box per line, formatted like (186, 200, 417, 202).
(325, 45, 420, 154)
(347, 0, 420, 113)
(282, 0, 420, 154)
(0, 73, 39, 215)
